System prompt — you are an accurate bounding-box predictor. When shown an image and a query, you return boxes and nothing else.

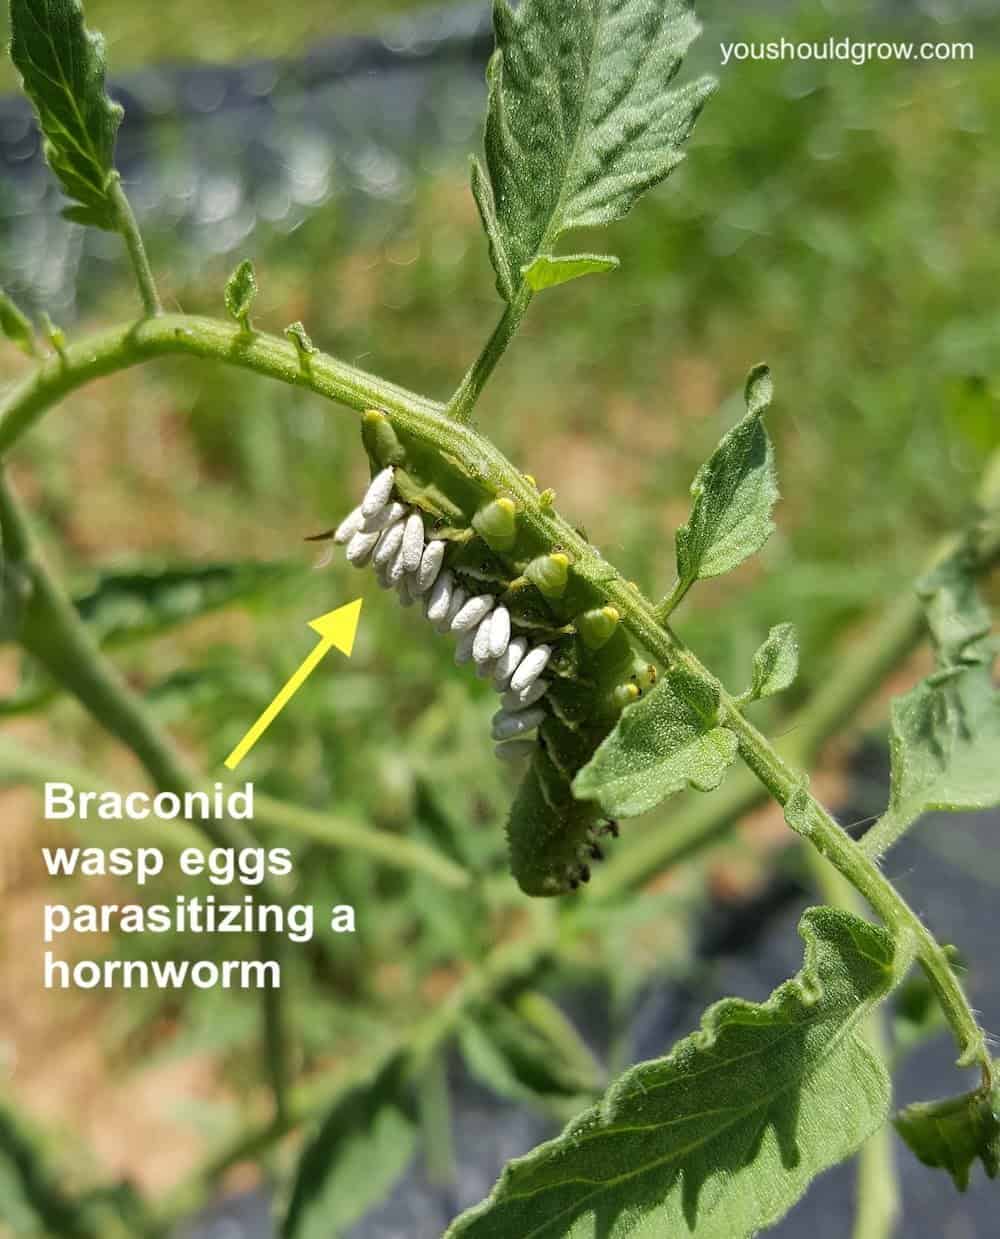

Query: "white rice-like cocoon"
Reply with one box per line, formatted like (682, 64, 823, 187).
(493, 637, 528, 691)
(472, 615, 494, 663)
(502, 679, 548, 711)
(510, 644, 552, 693)
(442, 587, 468, 631)
(424, 570, 454, 623)
(414, 541, 445, 593)
(345, 529, 380, 566)
(450, 594, 495, 633)
(334, 505, 365, 544)
(362, 501, 406, 533)
(491, 706, 546, 741)
(401, 512, 425, 573)
(373, 518, 405, 567)
(487, 606, 511, 659)
(388, 544, 408, 583)
(361, 466, 395, 518)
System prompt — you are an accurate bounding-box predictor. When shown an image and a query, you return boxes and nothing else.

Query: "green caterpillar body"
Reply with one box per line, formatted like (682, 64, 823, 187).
(361, 411, 653, 895)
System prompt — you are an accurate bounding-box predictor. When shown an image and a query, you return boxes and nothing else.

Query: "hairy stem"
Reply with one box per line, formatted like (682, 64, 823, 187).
(652, 576, 690, 623)
(445, 286, 533, 423)
(732, 707, 987, 1074)
(108, 175, 162, 318)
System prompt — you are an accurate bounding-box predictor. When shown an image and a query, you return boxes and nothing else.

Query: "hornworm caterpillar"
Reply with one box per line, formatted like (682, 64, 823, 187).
(330, 410, 656, 895)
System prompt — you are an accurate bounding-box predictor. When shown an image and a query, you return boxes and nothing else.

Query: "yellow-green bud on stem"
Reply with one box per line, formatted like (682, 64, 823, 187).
(577, 605, 620, 650)
(361, 409, 406, 466)
(473, 496, 518, 552)
(525, 552, 570, 599)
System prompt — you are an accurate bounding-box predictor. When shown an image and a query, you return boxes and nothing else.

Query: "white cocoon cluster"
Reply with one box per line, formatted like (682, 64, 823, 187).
(334, 473, 553, 754)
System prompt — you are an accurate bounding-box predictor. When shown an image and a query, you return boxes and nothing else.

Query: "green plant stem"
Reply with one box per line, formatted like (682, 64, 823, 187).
(108, 175, 162, 318)
(0, 313, 990, 1074)
(444, 286, 533, 423)
(731, 705, 987, 1075)
(0, 315, 442, 458)
(799, 848, 899, 1239)
(652, 575, 690, 623)
(417, 1050, 457, 1187)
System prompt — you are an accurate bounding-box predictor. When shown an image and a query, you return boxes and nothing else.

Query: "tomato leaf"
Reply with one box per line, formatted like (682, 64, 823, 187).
(447, 908, 906, 1239)
(10, 0, 123, 230)
(281, 1054, 416, 1239)
(675, 364, 778, 586)
(224, 259, 258, 329)
(895, 1074, 1000, 1191)
(868, 545, 999, 854)
(749, 622, 799, 701)
(476, 0, 714, 300)
(573, 669, 738, 817)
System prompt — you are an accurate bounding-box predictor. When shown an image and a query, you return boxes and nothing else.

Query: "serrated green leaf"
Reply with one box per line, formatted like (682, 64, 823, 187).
(281, 1053, 416, 1239)
(521, 253, 619, 292)
(894, 1073, 1000, 1191)
(285, 320, 316, 357)
(749, 622, 799, 701)
(0, 289, 36, 356)
(447, 907, 904, 1239)
(224, 259, 257, 328)
(10, 0, 123, 231)
(675, 364, 778, 586)
(478, 0, 715, 300)
(866, 548, 1000, 851)
(573, 668, 738, 817)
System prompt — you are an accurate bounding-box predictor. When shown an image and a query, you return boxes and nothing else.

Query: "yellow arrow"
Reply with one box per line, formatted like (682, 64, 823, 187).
(224, 598, 363, 771)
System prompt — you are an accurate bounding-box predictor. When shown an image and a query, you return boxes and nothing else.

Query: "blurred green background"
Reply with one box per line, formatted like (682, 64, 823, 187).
(1, 0, 998, 1227)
